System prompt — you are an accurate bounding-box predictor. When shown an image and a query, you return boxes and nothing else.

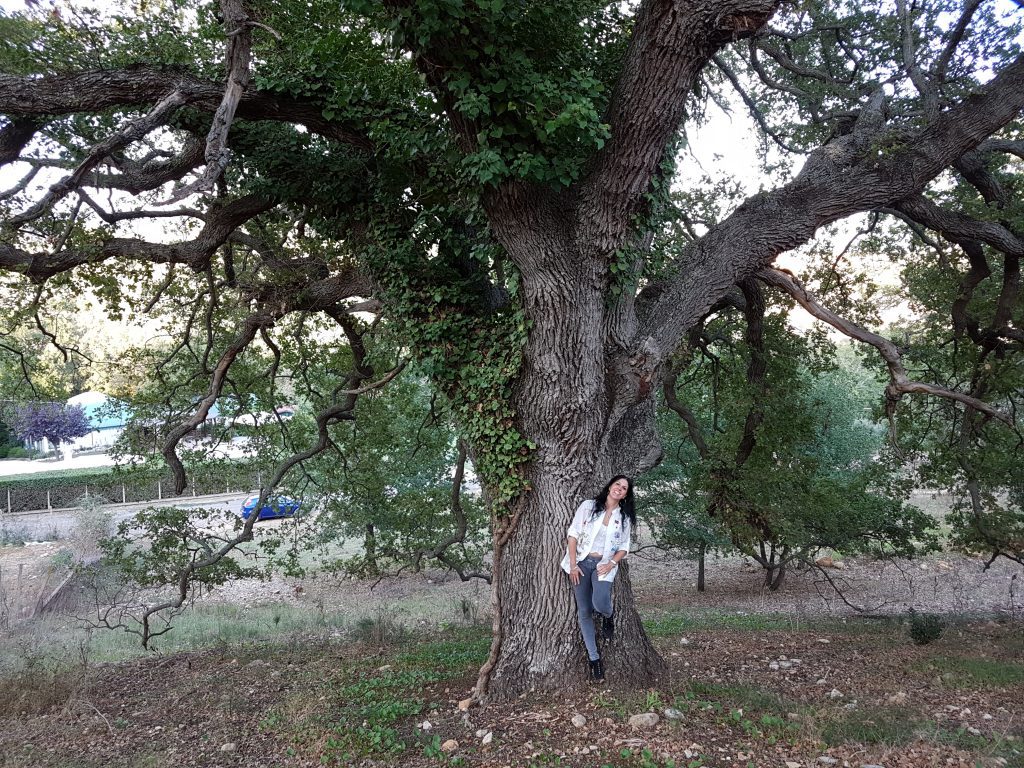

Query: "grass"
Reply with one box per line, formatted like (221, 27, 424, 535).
(270, 627, 489, 764)
(0, 601, 353, 667)
(644, 611, 798, 636)
(916, 655, 1024, 688)
(643, 609, 880, 637)
(819, 705, 924, 746)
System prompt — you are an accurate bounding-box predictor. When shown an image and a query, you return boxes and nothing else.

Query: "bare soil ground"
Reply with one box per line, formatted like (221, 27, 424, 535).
(0, 614, 1021, 768)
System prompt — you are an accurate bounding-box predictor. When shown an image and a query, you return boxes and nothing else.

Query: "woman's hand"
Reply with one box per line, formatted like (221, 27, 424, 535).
(569, 565, 582, 585)
(597, 561, 617, 577)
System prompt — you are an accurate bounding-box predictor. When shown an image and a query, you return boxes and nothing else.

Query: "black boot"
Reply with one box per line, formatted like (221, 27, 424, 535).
(601, 613, 615, 641)
(589, 657, 605, 682)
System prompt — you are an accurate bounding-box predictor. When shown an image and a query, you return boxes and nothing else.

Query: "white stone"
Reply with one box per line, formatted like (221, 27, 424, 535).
(441, 739, 459, 753)
(421, 720, 433, 731)
(475, 728, 487, 738)
(628, 712, 660, 729)
(817, 758, 839, 765)
(967, 726, 982, 736)
(220, 743, 237, 753)
(571, 714, 587, 728)
(481, 731, 493, 746)
(829, 688, 844, 699)
(663, 708, 683, 720)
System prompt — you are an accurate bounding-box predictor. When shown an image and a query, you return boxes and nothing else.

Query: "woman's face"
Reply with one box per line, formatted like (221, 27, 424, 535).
(608, 478, 629, 501)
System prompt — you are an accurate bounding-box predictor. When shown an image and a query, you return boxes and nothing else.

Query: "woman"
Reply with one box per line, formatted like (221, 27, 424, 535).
(559, 475, 635, 681)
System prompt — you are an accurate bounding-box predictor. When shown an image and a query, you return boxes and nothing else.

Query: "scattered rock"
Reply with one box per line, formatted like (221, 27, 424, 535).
(421, 720, 433, 731)
(785, 762, 801, 768)
(440, 739, 459, 753)
(628, 712, 660, 729)
(481, 731, 493, 746)
(663, 708, 683, 720)
(983, 713, 994, 720)
(571, 714, 587, 728)
(769, 661, 780, 671)
(817, 638, 831, 644)
(967, 726, 982, 736)
(815, 556, 835, 568)
(457, 698, 473, 711)
(885, 691, 907, 706)
(679, 637, 691, 645)
(816, 678, 828, 685)
(475, 728, 487, 738)
(861, 764, 885, 768)
(220, 743, 237, 753)
(817, 757, 839, 765)
(829, 688, 844, 699)
(786, 712, 802, 722)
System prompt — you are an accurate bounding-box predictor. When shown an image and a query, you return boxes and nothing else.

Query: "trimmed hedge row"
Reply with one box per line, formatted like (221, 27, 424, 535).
(0, 463, 263, 513)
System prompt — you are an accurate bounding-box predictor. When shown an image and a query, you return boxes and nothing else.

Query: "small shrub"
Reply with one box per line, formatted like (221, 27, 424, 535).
(0, 526, 28, 547)
(908, 610, 944, 645)
(351, 611, 406, 646)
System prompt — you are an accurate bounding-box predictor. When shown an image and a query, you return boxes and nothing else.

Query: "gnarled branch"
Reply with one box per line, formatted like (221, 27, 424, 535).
(757, 267, 1014, 427)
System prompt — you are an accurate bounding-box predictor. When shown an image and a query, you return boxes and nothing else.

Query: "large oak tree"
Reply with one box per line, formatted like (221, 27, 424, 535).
(1, 0, 1021, 698)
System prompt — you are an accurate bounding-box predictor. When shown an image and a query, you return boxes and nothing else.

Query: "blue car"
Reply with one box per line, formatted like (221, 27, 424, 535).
(240, 495, 301, 521)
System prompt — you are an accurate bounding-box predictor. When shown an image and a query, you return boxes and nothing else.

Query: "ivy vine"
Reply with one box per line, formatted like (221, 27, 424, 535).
(370, 241, 534, 510)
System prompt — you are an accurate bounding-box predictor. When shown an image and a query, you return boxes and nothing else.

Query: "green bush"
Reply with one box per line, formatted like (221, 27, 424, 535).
(0, 461, 262, 512)
(908, 610, 944, 645)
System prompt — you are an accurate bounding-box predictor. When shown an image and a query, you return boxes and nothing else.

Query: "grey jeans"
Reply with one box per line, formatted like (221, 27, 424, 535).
(572, 555, 613, 661)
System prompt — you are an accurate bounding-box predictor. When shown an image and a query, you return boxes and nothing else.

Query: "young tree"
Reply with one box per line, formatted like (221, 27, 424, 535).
(654, 309, 936, 592)
(8, 400, 91, 449)
(1, 0, 1021, 698)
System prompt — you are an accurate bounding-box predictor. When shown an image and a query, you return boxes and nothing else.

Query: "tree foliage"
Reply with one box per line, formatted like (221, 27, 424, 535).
(7, 400, 91, 447)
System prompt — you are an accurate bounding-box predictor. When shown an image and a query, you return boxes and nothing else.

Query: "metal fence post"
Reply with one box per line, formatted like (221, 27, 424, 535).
(46, 490, 51, 510)
(157, 479, 162, 500)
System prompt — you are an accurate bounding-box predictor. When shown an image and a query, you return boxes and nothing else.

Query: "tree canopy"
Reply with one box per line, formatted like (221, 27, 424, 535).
(1, 0, 1022, 698)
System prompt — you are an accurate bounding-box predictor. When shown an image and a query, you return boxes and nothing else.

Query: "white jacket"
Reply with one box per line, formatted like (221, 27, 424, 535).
(559, 500, 632, 582)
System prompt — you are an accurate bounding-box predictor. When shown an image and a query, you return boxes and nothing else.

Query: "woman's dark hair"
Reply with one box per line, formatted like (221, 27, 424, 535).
(591, 475, 636, 527)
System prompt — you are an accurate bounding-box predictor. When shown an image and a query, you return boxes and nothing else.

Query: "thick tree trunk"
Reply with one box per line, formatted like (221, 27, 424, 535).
(480, 198, 666, 699)
(485, 469, 664, 698)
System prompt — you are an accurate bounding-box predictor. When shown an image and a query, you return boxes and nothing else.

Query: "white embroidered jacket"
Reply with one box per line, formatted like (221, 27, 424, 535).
(559, 500, 632, 583)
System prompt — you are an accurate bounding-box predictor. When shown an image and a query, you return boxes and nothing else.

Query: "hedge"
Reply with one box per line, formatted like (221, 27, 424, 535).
(0, 462, 264, 513)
